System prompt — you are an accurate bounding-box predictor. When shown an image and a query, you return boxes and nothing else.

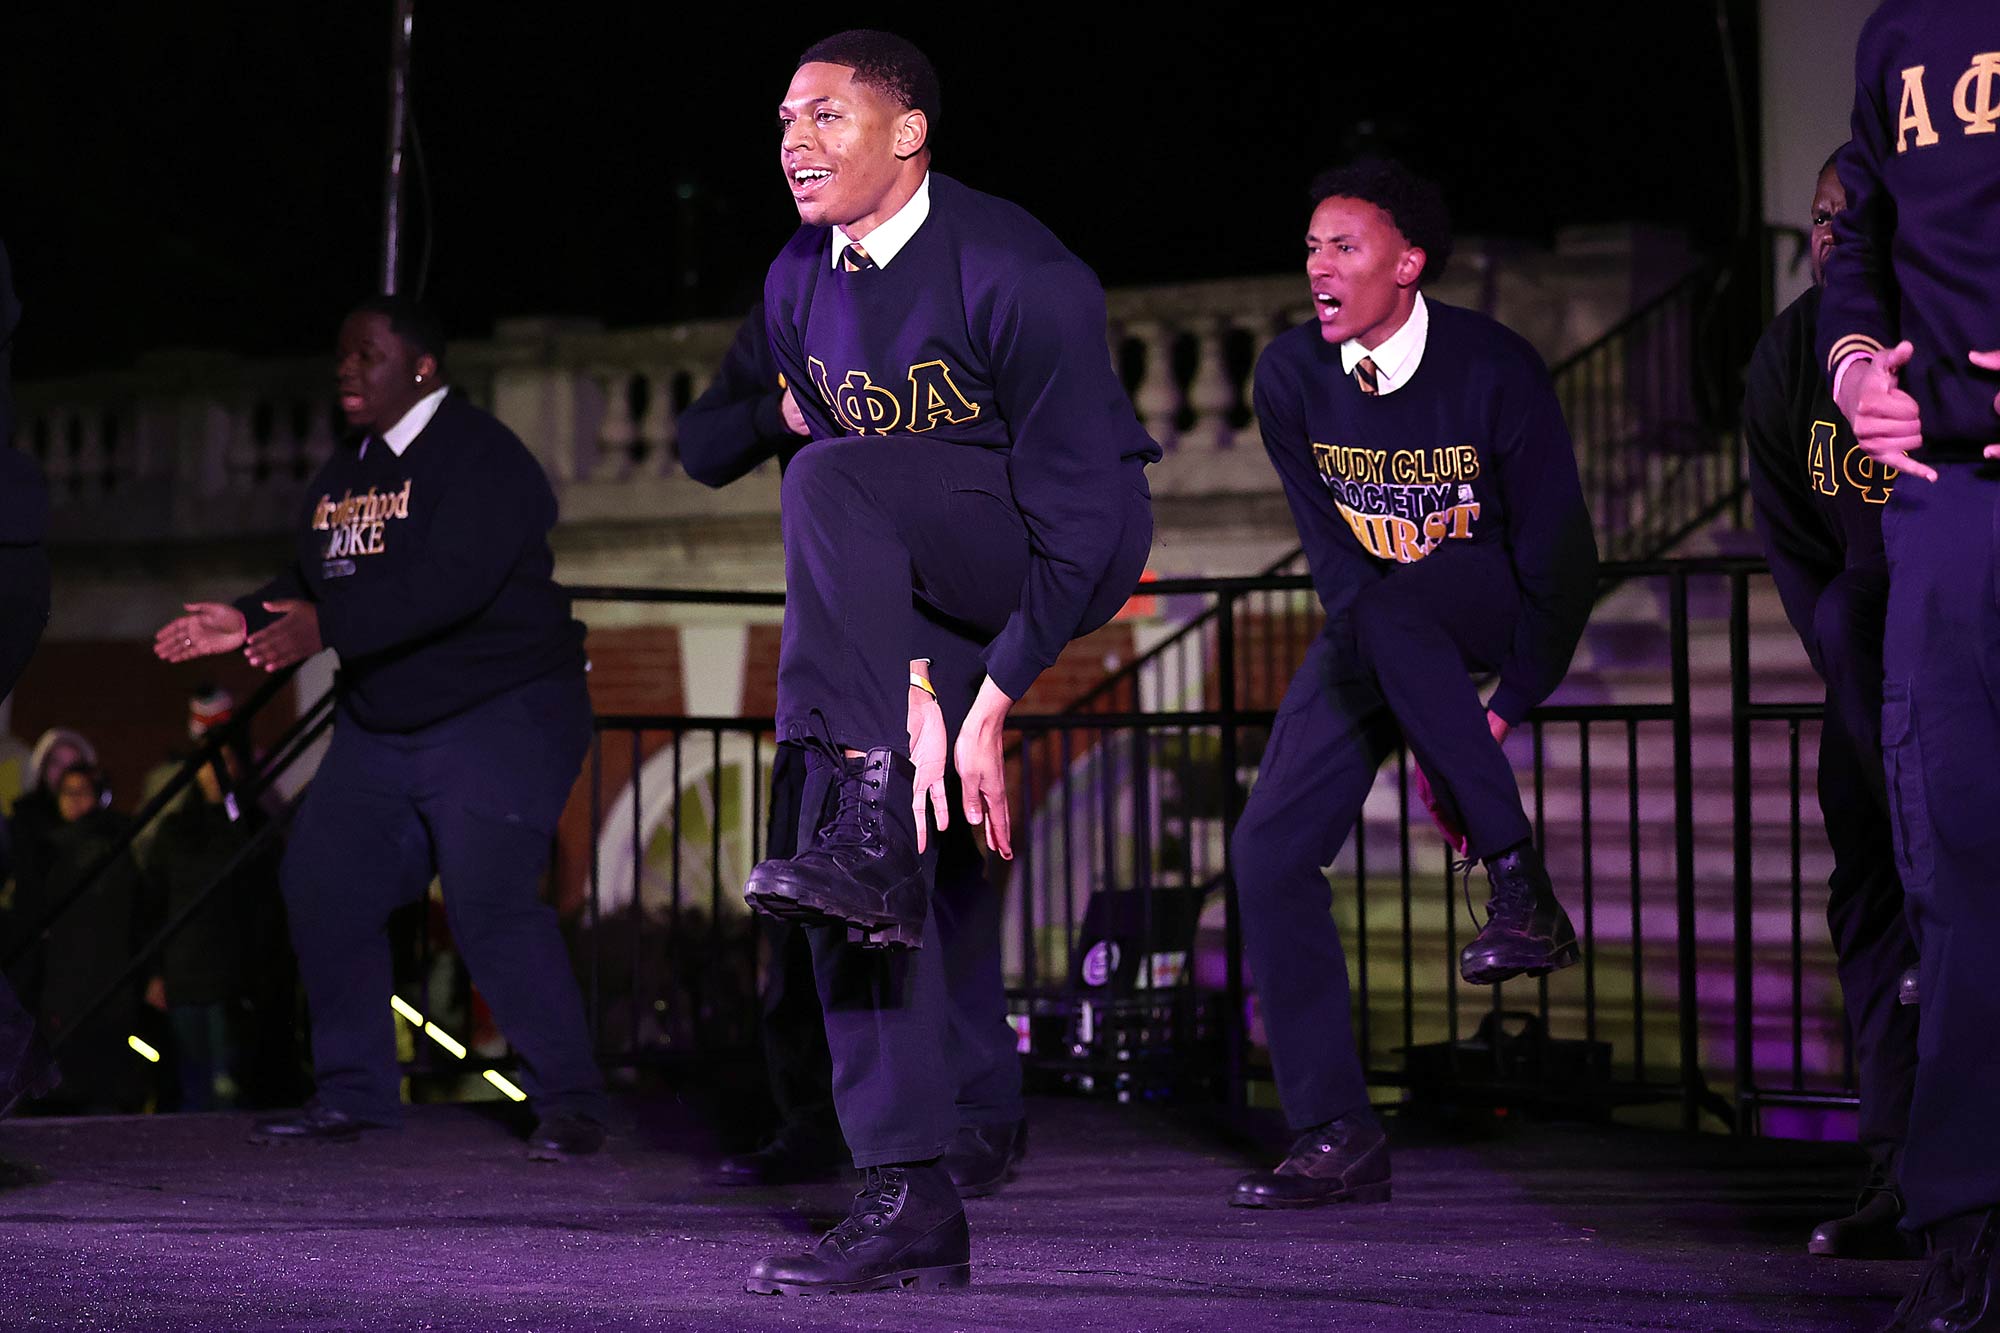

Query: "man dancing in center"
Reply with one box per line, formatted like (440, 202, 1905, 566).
(739, 31, 1156, 1293)
(1230, 159, 1596, 1209)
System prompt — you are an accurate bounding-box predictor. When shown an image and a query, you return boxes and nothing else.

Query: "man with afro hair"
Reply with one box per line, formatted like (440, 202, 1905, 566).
(1227, 156, 1597, 1211)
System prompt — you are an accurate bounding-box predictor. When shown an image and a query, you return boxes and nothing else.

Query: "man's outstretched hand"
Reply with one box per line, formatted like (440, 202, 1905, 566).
(1412, 711, 1509, 857)
(153, 602, 247, 662)
(244, 600, 323, 672)
(1836, 341, 1934, 482)
(1413, 762, 1469, 857)
(955, 676, 1014, 860)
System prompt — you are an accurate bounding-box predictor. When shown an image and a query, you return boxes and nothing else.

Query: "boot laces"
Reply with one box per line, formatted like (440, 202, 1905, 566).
(819, 758, 886, 852)
(1454, 856, 1481, 932)
(827, 1166, 905, 1245)
(1475, 853, 1536, 931)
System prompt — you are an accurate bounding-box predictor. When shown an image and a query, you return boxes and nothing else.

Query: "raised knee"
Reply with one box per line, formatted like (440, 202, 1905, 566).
(779, 437, 865, 507)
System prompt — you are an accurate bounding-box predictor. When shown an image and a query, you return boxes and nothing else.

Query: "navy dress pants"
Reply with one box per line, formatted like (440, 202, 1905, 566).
(281, 674, 606, 1126)
(773, 437, 1147, 1165)
(1233, 542, 1532, 1130)
(774, 436, 1151, 751)
(753, 746, 843, 1146)
(1809, 568, 1917, 1185)
(1878, 465, 2000, 1229)
(788, 627, 1026, 1166)
(757, 643, 1023, 1150)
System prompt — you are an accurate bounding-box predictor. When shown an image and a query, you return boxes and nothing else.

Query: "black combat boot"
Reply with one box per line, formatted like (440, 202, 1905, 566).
(1459, 841, 1581, 985)
(1229, 1112, 1392, 1208)
(745, 1160, 971, 1295)
(1883, 1209, 2000, 1331)
(744, 748, 927, 949)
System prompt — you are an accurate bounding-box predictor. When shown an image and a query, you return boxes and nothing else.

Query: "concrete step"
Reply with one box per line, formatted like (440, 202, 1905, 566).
(1159, 813, 1843, 892)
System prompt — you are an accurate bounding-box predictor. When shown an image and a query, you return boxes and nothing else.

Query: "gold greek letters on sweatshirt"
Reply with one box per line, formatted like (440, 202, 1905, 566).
(806, 356, 982, 435)
(1896, 52, 2000, 152)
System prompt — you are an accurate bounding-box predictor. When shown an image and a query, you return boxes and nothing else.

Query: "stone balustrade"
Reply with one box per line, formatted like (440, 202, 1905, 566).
(14, 224, 1688, 549)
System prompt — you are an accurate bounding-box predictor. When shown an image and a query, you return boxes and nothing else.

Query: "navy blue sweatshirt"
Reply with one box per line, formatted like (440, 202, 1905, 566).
(678, 302, 800, 487)
(1819, 2, 2000, 459)
(0, 239, 49, 546)
(763, 173, 1160, 700)
(1746, 285, 1893, 675)
(1253, 302, 1598, 724)
(235, 390, 585, 733)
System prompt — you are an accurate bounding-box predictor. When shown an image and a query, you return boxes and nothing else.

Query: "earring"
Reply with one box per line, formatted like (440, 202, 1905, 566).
(415, 374, 424, 383)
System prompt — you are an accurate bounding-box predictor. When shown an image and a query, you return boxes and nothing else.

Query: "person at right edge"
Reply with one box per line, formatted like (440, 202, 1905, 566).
(1743, 148, 1919, 1262)
(1229, 158, 1596, 1211)
(1817, 5, 2000, 1329)
(0, 238, 59, 1118)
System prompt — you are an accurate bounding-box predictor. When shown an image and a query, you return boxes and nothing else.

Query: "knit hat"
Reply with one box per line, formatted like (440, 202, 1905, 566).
(188, 685, 235, 740)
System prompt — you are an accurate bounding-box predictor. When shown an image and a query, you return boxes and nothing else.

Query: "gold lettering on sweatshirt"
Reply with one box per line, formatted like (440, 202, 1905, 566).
(312, 480, 414, 570)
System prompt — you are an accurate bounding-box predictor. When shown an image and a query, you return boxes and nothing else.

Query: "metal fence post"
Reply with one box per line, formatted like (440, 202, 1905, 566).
(1669, 570, 1701, 1131)
(1216, 588, 1247, 1108)
(1729, 569, 1755, 1134)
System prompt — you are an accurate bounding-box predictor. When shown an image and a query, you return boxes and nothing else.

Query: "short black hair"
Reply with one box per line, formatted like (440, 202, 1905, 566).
(348, 294, 447, 373)
(1308, 157, 1453, 286)
(798, 30, 941, 138)
(1819, 146, 1844, 179)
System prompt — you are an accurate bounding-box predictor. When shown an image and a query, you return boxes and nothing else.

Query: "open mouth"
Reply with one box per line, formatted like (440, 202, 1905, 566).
(1314, 292, 1343, 321)
(790, 167, 833, 198)
(339, 392, 366, 415)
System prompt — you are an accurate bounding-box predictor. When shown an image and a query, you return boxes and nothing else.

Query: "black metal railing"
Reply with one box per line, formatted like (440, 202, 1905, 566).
(1722, 562, 1853, 1132)
(999, 565, 1722, 1126)
(21, 549, 1852, 1136)
(1551, 265, 1753, 562)
(574, 557, 1853, 1138)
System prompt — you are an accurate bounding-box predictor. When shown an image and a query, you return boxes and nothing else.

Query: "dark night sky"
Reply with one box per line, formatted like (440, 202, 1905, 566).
(0, 4, 1754, 378)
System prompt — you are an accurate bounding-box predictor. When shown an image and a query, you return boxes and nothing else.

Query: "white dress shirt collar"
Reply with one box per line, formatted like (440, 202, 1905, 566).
(830, 172, 932, 270)
(1338, 292, 1430, 396)
(363, 385, 449, 459)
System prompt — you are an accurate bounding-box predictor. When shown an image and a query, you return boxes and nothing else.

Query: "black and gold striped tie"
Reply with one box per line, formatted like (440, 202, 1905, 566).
(1354, 356, 1380, 396)
(841, 242, 875, 273)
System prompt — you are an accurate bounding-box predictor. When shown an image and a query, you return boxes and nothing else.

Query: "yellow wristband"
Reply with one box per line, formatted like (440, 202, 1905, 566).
(910, 671, 935, 698)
